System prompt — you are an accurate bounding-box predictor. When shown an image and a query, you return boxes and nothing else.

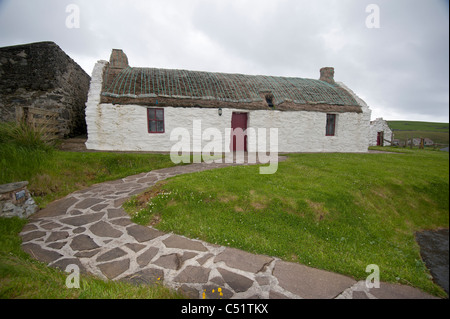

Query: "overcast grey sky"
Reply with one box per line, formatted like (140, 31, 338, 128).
(0, 0, 448, 122)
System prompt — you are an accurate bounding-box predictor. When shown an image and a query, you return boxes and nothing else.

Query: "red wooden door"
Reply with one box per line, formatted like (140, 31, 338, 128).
(231, 112, 248, 151)
(377, 131, 384, 146)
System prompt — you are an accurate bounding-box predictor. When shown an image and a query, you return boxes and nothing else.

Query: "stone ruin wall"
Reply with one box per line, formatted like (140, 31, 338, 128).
(0, 42, 91, 137)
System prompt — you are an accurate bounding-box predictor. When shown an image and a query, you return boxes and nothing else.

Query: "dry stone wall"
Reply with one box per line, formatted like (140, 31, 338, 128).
(0, 181, 38, 219)
(0, 42, 90, 137)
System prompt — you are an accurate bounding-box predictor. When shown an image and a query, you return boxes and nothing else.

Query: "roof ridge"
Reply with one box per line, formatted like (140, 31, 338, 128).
(101, 63, 361, 111)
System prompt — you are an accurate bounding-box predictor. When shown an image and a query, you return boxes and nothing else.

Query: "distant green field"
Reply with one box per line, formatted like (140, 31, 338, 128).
(387, 121, 449, 145)
(387, 121, 449, 132)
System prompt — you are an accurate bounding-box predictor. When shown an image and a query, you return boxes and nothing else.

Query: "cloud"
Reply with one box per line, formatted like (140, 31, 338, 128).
(0, 0, 448, 122)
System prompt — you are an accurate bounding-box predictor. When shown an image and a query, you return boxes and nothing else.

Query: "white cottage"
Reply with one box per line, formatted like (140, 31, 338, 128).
(85, 49, 371, 153)
(369, 118, 392, 146)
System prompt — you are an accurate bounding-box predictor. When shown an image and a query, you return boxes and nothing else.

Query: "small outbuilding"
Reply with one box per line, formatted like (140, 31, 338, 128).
(424, 138, 434, 146)
(85, 49, 372, 153)
(407, 138, 434, 147)
(369, 117, 392, 146)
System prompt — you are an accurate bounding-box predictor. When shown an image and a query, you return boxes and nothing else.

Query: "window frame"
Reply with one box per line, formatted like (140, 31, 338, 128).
(147, 108, 165, 134)
(325, 113, 337, 136)
(265, 94, 274, 108)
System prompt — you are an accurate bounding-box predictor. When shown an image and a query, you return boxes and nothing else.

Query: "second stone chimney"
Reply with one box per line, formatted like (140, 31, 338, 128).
(319, 67, 335, 84)
(109, 49, 129, 69)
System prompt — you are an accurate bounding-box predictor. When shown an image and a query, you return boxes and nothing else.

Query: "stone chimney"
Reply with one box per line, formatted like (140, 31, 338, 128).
(319, 67, 335, 84)
(109, 49, 129, 69)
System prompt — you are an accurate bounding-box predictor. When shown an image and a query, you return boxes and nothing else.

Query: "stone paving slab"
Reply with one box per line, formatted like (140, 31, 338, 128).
(22, 243, 63, 264)
(33, 197, 78, 218)
(163, 235, 208, 252)
(214, 247, 273, 273)
(336, 280, 439, 299)
(127, 224, 165, 243)
(19, 159, 440, 299)
(272, 260, 356, 299)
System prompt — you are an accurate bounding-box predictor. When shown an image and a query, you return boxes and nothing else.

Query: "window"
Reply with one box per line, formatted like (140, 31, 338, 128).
(265, 94, 274, 108)
(326, 114, 336, 136)
(147, 108, 164, 133)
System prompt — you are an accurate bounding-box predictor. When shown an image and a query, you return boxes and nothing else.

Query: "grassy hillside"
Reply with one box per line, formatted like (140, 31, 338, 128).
(387, 121, 449, 145)
(125, 149, 449, 297)
(387, 121, 449, 132)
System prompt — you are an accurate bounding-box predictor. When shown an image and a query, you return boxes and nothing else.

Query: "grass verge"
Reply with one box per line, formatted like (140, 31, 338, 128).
(0, 147, 179, 208)
(124, 148, 449, 298)
(1, 122, 186, 298)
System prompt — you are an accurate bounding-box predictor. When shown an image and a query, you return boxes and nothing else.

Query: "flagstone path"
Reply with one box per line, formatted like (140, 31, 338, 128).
(20, 159, 438, 299)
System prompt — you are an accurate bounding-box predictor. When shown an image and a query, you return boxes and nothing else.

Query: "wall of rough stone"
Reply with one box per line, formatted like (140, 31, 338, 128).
(86, 61, 371, 153)
(0, 181, 38, 219)
(86, 104, 370, 153)
(0, 41, 90, 137)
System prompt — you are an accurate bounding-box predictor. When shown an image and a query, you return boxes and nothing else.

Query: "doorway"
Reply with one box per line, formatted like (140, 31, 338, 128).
(377, 131, 384, 146)
(230, 112, 248, 151)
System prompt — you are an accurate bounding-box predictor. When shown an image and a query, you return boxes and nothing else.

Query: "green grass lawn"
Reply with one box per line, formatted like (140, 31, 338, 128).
(125, 148, 449, 297)
(0, 146, 179, 207)
(0, 148, 185, 298)
(1, 121, 448, 298)
(1, 122, 186, 298)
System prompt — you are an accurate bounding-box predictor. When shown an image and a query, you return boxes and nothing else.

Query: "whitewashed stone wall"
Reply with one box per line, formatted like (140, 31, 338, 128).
(369, 118, 392, 146)
(86, 62, 371, 153)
